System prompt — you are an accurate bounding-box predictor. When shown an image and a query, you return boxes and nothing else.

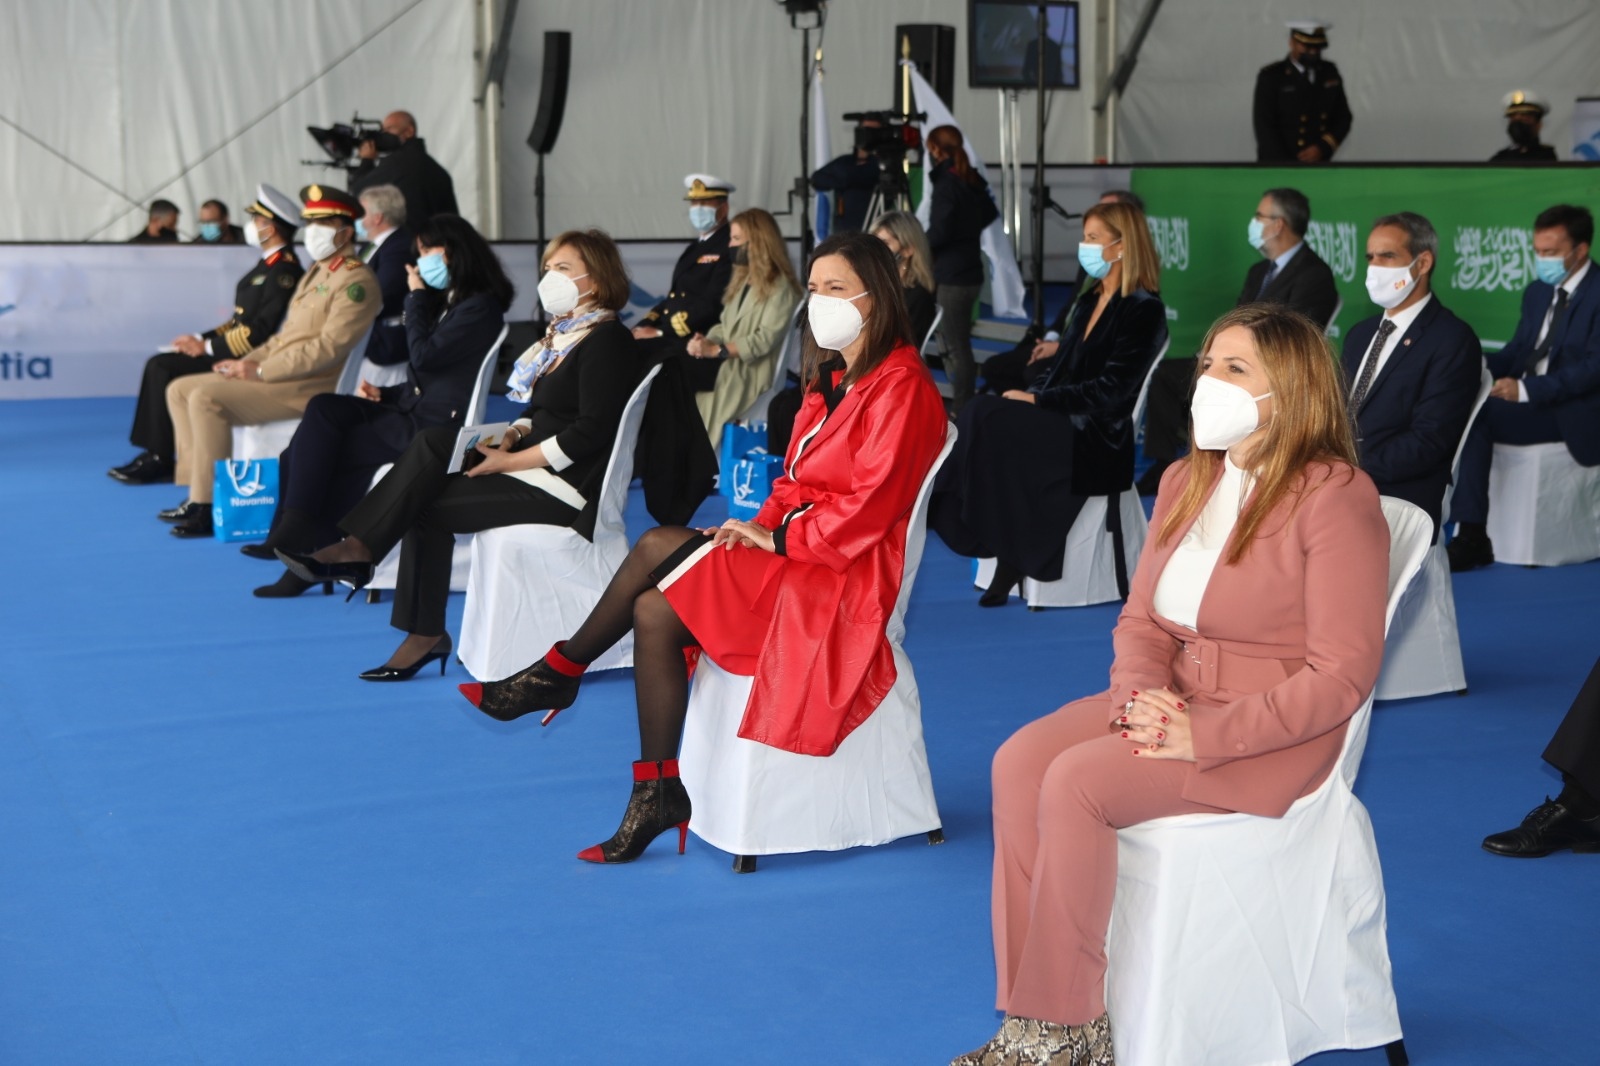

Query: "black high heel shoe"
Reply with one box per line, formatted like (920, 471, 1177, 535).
(458, 641, 586, 725)
(359, 634, 453, 682)
(576, 759, 692, 864)
(276, 548, 375, 597)
(979, 561, 1023, 608)
(253, 570, 334, 598)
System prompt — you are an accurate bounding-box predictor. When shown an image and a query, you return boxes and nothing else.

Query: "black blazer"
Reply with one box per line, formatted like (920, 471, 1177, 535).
(638, 225, 733, 339)
(1342, 296, 1484, 537)
(379, 289, 504, 436)
(1031, 286, 1169, 496)
(514, 319, 645, 537)
(363, 227, 416, 367)
(1252, 57, 1353, 162)
(1238, 243, 1339, 327)
(925, 160, 999, 287)
(201, 248, 305, 357)
(904, 284, 937, 347)
(1488, 263, 1600, 465)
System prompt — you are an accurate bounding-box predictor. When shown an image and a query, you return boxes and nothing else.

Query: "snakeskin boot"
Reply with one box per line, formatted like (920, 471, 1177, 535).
(951, 1013, 1115, 1066)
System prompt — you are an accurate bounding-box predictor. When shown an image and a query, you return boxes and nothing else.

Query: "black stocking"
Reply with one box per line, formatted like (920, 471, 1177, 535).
(561, 525, 699, 665)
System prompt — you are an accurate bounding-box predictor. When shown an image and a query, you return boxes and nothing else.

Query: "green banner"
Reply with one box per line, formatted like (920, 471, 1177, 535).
(1129, 166, 1600, 357)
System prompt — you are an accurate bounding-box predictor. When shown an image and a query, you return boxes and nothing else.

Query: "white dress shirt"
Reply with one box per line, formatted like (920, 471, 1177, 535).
(1350, 293, 1431, 395)
(1152, 453, 1252, 631)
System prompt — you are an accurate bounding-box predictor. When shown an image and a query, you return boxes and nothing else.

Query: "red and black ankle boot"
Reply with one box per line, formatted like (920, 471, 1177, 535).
(458, 641, 585, 725)
(577, 759, 692, 864)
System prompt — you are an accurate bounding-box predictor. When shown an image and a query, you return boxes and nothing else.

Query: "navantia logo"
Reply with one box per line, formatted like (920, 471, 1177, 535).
(1452, 226, 1534, 292)
(1306, 221, 1360, 282)
(1146, 216, 1189, 271)
(0, 353, 52, 379)
(225, 460, 269, 498)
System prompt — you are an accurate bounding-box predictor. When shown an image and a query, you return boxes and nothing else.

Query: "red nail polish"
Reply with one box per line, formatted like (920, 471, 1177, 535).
(1177, 702, 1186, 709)
(1160, 716, 1168, 724)
(1119, 716, 1129, 724)
(1131, 690, 1139, 696)
(1157, 732, 1165, 740)
(1121, 731, 1129, 738)
(1132, 749, 1141, 756)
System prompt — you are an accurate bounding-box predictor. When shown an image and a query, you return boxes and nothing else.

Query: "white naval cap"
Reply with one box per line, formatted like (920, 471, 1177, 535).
(1286, 20, 1331, 46)
(683, 173, 736, 201)
(247, 183, 303, 227)
(1503, 90, 1550, 119)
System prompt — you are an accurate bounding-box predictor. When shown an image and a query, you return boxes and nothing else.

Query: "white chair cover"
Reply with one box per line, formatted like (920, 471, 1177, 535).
(457, 365, 661, 680)
(974, 341, 1167, 608)
(1376, 365, 1491, 700)
(1485, 441, 1600, 567)
(358, 359, 409, 388)
(232, 342, 369, 460)
(676, 421, 957, 858)
(1104, 496, 1433, 1066)
(366, 326, 512, 596)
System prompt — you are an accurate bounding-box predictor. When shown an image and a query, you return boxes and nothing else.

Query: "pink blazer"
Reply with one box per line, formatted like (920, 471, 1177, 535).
(1105, 458, 1389, 817)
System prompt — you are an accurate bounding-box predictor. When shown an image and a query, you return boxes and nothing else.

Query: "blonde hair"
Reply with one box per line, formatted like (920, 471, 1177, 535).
(724, 208, 800, 304)
(871, 211, 935, 294)
(1157, 304, 1358, 564)
(1083, 201, 1160, 298)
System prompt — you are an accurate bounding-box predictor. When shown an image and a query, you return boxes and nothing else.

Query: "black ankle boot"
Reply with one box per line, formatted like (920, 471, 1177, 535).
(576, 759, 692, 864)
(458, 642, 585, 725)
(980, 561, 1023, 607)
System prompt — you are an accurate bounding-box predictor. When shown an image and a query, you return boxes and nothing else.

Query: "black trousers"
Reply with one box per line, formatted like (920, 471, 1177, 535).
(277, 394, 418, 548)
(1141, 356, 1197, 464)
(980, 344, 1051, 396)
(129, 351, 226, 454)
(339, 426, 578, 636)
(1545, 654, 1600, 802)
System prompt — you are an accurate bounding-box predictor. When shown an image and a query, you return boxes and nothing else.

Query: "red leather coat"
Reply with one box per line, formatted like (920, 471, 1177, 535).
(745, 343, 947, 756)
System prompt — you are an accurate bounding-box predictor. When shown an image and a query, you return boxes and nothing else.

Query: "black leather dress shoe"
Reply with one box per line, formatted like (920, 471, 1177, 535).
(1482, 798, 1600, 857)
(1447, 531, 1495, 572)
(158, 500, 202, 523)
(239, 542, 279, 560)
(170, 509, 215, 538)
(109, 452, 174, 484)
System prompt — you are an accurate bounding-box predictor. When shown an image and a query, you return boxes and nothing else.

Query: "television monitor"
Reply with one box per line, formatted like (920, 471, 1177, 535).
(968, 1, 1080, 90)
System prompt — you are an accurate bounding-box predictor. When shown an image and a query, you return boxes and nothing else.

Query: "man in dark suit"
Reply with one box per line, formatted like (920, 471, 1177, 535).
(632, 175, 735, 359)
(108, 184, 305, 483)
(1449, 204, 1600, 571)
(1341, 212, 1483, 540)
(1253, 21, 1352, 163)
(350, 110, 458, 226)
(1483, 653, 1600, 857)
(1137, 186, 1338, 493)
(128, 199, 180, 243)
(353, 183, 415, 376)
(1490, 90, 1558, 164)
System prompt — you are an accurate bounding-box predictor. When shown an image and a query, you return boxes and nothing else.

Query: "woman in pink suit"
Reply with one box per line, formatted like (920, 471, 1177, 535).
(953, 304, 1391, 1066)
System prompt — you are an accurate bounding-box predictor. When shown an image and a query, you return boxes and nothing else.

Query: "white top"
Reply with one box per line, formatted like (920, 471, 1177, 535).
(1152, 453, 1253, 631)
(1351, 292, 1431, 396)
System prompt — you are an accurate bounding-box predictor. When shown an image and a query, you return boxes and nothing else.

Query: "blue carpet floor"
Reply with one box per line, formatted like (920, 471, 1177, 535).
(3, 397, 1596, 1065)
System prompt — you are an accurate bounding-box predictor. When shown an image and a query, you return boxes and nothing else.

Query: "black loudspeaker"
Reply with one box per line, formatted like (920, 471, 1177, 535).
(894, 23, 956, 114)
(527, 31, 571, 154)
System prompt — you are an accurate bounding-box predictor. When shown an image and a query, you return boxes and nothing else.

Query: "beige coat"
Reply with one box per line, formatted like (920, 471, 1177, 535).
(245, 255, 381, 402)
(697, 280, 801, 446)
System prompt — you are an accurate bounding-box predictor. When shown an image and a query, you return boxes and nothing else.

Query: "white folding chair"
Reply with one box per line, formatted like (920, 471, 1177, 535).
(1104, 496, 1433, 1066)
(365, 324, 512, 599)
(1376, 365, 1491, 700)
(676, 421, 958, 872)
(458, 366, 662, 679)
(232, 339, 370, 460)
(1485, 440, 1600, 567)
(734, 303, 805, 425)
(1324, 294, 1344, 338)
(973, 339, 1168, 608)
(921, 305, 945, 357)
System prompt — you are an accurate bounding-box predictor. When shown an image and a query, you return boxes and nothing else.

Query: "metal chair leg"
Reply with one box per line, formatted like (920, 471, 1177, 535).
(366, 589, 381, 604)
(927, 828, 946, 845)
(732, 854, 757, 874)
(1384, 1038, 1409, 1066)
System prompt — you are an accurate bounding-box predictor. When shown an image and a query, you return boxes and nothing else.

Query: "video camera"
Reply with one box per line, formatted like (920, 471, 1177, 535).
(304, 115, 401, 171)
(843, 109, 927, 169)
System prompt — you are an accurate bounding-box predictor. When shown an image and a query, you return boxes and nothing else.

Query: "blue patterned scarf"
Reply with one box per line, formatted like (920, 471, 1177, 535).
(506, 306, 615, 401)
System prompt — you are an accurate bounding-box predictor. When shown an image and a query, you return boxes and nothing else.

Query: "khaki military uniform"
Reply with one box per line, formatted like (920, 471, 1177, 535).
(168, 252, 381, 500)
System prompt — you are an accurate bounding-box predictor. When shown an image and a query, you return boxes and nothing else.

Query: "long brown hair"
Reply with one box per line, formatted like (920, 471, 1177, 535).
(1156, 304, 1358, 564)
(723, 208, 800, 304)
(926, 125, 982, 187)
(1082, 201, 1161, 298)
(799, 232, 915, 392)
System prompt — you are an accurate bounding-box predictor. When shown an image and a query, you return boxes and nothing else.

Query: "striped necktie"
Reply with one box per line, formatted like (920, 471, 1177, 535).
(1350, 318, 1397, 413)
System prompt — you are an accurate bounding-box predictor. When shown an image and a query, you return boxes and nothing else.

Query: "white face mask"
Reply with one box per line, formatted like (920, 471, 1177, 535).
(304, 223, 341, 261)
(537, 270, 589, 316)
(1365, 260, 1420, 310)
(243, 219, 262, 248)
(1191, 374, 1272, 451)
(808, 291, 869, 351)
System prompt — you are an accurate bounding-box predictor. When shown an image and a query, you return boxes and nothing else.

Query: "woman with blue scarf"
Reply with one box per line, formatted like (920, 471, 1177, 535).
(249, 214, 512, 598)
(280, 229, 643, 682)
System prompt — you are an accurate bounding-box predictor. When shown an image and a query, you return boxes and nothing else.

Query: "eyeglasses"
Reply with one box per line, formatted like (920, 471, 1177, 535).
(1253, 212, 1283, 222)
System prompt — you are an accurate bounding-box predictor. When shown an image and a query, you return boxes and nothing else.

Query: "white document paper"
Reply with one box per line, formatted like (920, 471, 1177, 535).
(446, 422, 511, 475)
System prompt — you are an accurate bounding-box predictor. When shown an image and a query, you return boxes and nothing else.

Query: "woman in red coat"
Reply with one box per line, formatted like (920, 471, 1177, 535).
(952, 305, 1390, 1064)
(459, 231, 948, 863)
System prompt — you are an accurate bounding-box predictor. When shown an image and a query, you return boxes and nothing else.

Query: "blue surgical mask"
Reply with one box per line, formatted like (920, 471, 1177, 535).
(1077, 239, 1121, 280)
(1247, 217, 1267, 250)
(417, 252, 450, 290)
(689, 205, 718, 233)
(1534, 254, 1569, 287)
(354, 218, 369, 241)
(199, 221, 223, 242)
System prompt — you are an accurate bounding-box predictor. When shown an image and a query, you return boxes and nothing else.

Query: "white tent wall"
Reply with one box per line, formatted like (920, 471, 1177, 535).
(0, 0, 478, 242)
(496, 0, 1105, 240)
(1115, 0, 1600, 163)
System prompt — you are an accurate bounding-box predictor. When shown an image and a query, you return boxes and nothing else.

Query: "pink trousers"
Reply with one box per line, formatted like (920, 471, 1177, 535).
(989, 694, 1227, 1025)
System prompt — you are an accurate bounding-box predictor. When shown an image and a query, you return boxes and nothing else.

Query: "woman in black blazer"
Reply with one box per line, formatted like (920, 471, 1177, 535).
(281, 229, 645, 679)
(249, 214, 513, 597)
(924, 125, 1000, 413)
(931, 200, 1168, 605)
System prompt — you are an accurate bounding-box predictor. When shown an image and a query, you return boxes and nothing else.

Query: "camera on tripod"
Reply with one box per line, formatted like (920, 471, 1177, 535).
(304, 115, 401, 171)
(843, 109, 927, 170)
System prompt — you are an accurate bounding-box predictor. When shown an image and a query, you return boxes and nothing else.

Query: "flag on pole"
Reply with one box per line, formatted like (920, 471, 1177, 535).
(901, 60, 1027, 319)
(811, 51, 832, 243)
